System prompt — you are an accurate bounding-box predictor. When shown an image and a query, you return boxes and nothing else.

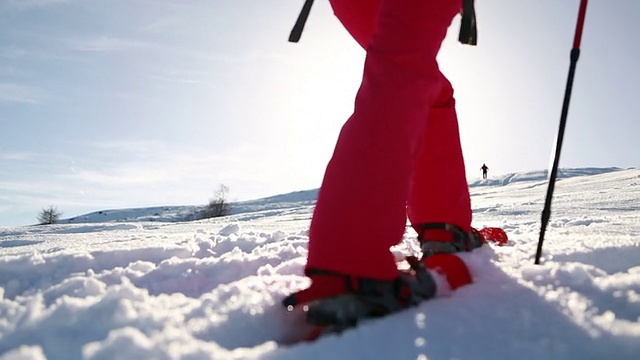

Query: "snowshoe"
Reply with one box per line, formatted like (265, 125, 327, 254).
(282, 257, 440, 337)
(283, 223, 508, 339)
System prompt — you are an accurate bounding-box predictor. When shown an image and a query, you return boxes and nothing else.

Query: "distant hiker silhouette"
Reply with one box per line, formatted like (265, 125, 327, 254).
(481, 164, 489, 179)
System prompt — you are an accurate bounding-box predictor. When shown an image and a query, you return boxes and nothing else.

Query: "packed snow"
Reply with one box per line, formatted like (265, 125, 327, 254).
(0, 167, 638, 359)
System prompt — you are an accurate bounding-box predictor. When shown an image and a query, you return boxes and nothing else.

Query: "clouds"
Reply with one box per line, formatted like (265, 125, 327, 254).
(0, 65, 34, 78)
(139, 16, 183, 34)
(67, 36, 155, 53)
(0, 144, 166, 224)
(1, 0, 638, 229)
(0, 139, 296, 225)
(0, 1, 328, 227)
(0, 0, 78, 11)
(0, 152, 35, 161)
(0, 83, 47, 104)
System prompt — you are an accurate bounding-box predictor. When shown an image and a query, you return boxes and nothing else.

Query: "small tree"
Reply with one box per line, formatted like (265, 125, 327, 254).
(38, 205, 62, 225)
(201, 184, 230, 219)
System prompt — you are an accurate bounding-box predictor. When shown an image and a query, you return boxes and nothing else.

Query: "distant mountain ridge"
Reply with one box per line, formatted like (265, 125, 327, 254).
(61, 167, 628, 224)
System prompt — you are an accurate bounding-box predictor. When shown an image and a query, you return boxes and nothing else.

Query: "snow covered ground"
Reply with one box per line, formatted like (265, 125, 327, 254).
(0, 167, 638, 360)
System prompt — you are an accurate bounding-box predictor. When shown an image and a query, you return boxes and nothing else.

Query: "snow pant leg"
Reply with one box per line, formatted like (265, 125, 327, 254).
(306, 0, 462, 280)
(329, 0, 379, 48)
(407, 75, 472, 233)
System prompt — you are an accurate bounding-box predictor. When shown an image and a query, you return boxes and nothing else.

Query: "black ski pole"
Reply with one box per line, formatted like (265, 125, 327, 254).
(288, 0, 315, 43)
(535, 0, 589, 265)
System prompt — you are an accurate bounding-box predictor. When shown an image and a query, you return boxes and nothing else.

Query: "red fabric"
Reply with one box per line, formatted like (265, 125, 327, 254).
(479, 227, 509, 246)
(424, 254, 473, 290)
(420, 229, 454, 242)
(306, 0, 466, 280)
(287, 274, 349, 306)
(407, 76, 472, 232)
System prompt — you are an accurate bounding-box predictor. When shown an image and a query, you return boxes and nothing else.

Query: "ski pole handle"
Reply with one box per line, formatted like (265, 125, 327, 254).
(573, 0, 588, 49)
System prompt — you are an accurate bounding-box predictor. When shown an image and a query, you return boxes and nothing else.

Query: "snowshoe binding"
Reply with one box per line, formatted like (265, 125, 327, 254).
(283, 264, 438, 336)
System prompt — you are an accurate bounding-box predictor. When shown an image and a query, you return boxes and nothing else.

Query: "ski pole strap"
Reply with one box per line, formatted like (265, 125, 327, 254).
(288, 0, 315, 43)
(291, 0, 476, 45)
(459, 0, 478, 45)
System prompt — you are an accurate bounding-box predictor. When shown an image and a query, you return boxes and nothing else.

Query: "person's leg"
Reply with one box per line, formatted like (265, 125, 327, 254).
(306, 0, 463, 280)
(407, 74, 472, 239)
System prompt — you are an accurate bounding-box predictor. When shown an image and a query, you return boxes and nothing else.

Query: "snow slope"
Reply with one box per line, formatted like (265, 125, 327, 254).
(0, 167, 638, 359)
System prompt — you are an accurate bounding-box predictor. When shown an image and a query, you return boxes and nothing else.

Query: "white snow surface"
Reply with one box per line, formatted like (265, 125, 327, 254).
(0, 167, 639, 359)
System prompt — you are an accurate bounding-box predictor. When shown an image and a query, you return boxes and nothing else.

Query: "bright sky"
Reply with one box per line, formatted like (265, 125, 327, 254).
(1, 0, 638, 226)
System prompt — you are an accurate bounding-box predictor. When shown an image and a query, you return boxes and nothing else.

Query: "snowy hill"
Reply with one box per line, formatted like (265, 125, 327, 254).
(59, 189, 320, 224)
(61, 167, 623, 225)
(468, 166, 623, 187)
(0, 167, 639, 359)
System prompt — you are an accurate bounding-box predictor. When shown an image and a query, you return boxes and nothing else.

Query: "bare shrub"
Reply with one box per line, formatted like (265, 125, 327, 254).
(201, 184, 230, 219)
(38, 205, 62, 225)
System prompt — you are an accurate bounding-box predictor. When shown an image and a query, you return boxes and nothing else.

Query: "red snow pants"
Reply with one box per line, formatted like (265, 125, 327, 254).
(306, 0, 471, 280)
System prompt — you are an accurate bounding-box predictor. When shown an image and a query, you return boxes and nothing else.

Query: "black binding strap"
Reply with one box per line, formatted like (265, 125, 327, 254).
(288, 0, 315, 43)
(417, 222, 483, 255)
(459, 0, 478, 46)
